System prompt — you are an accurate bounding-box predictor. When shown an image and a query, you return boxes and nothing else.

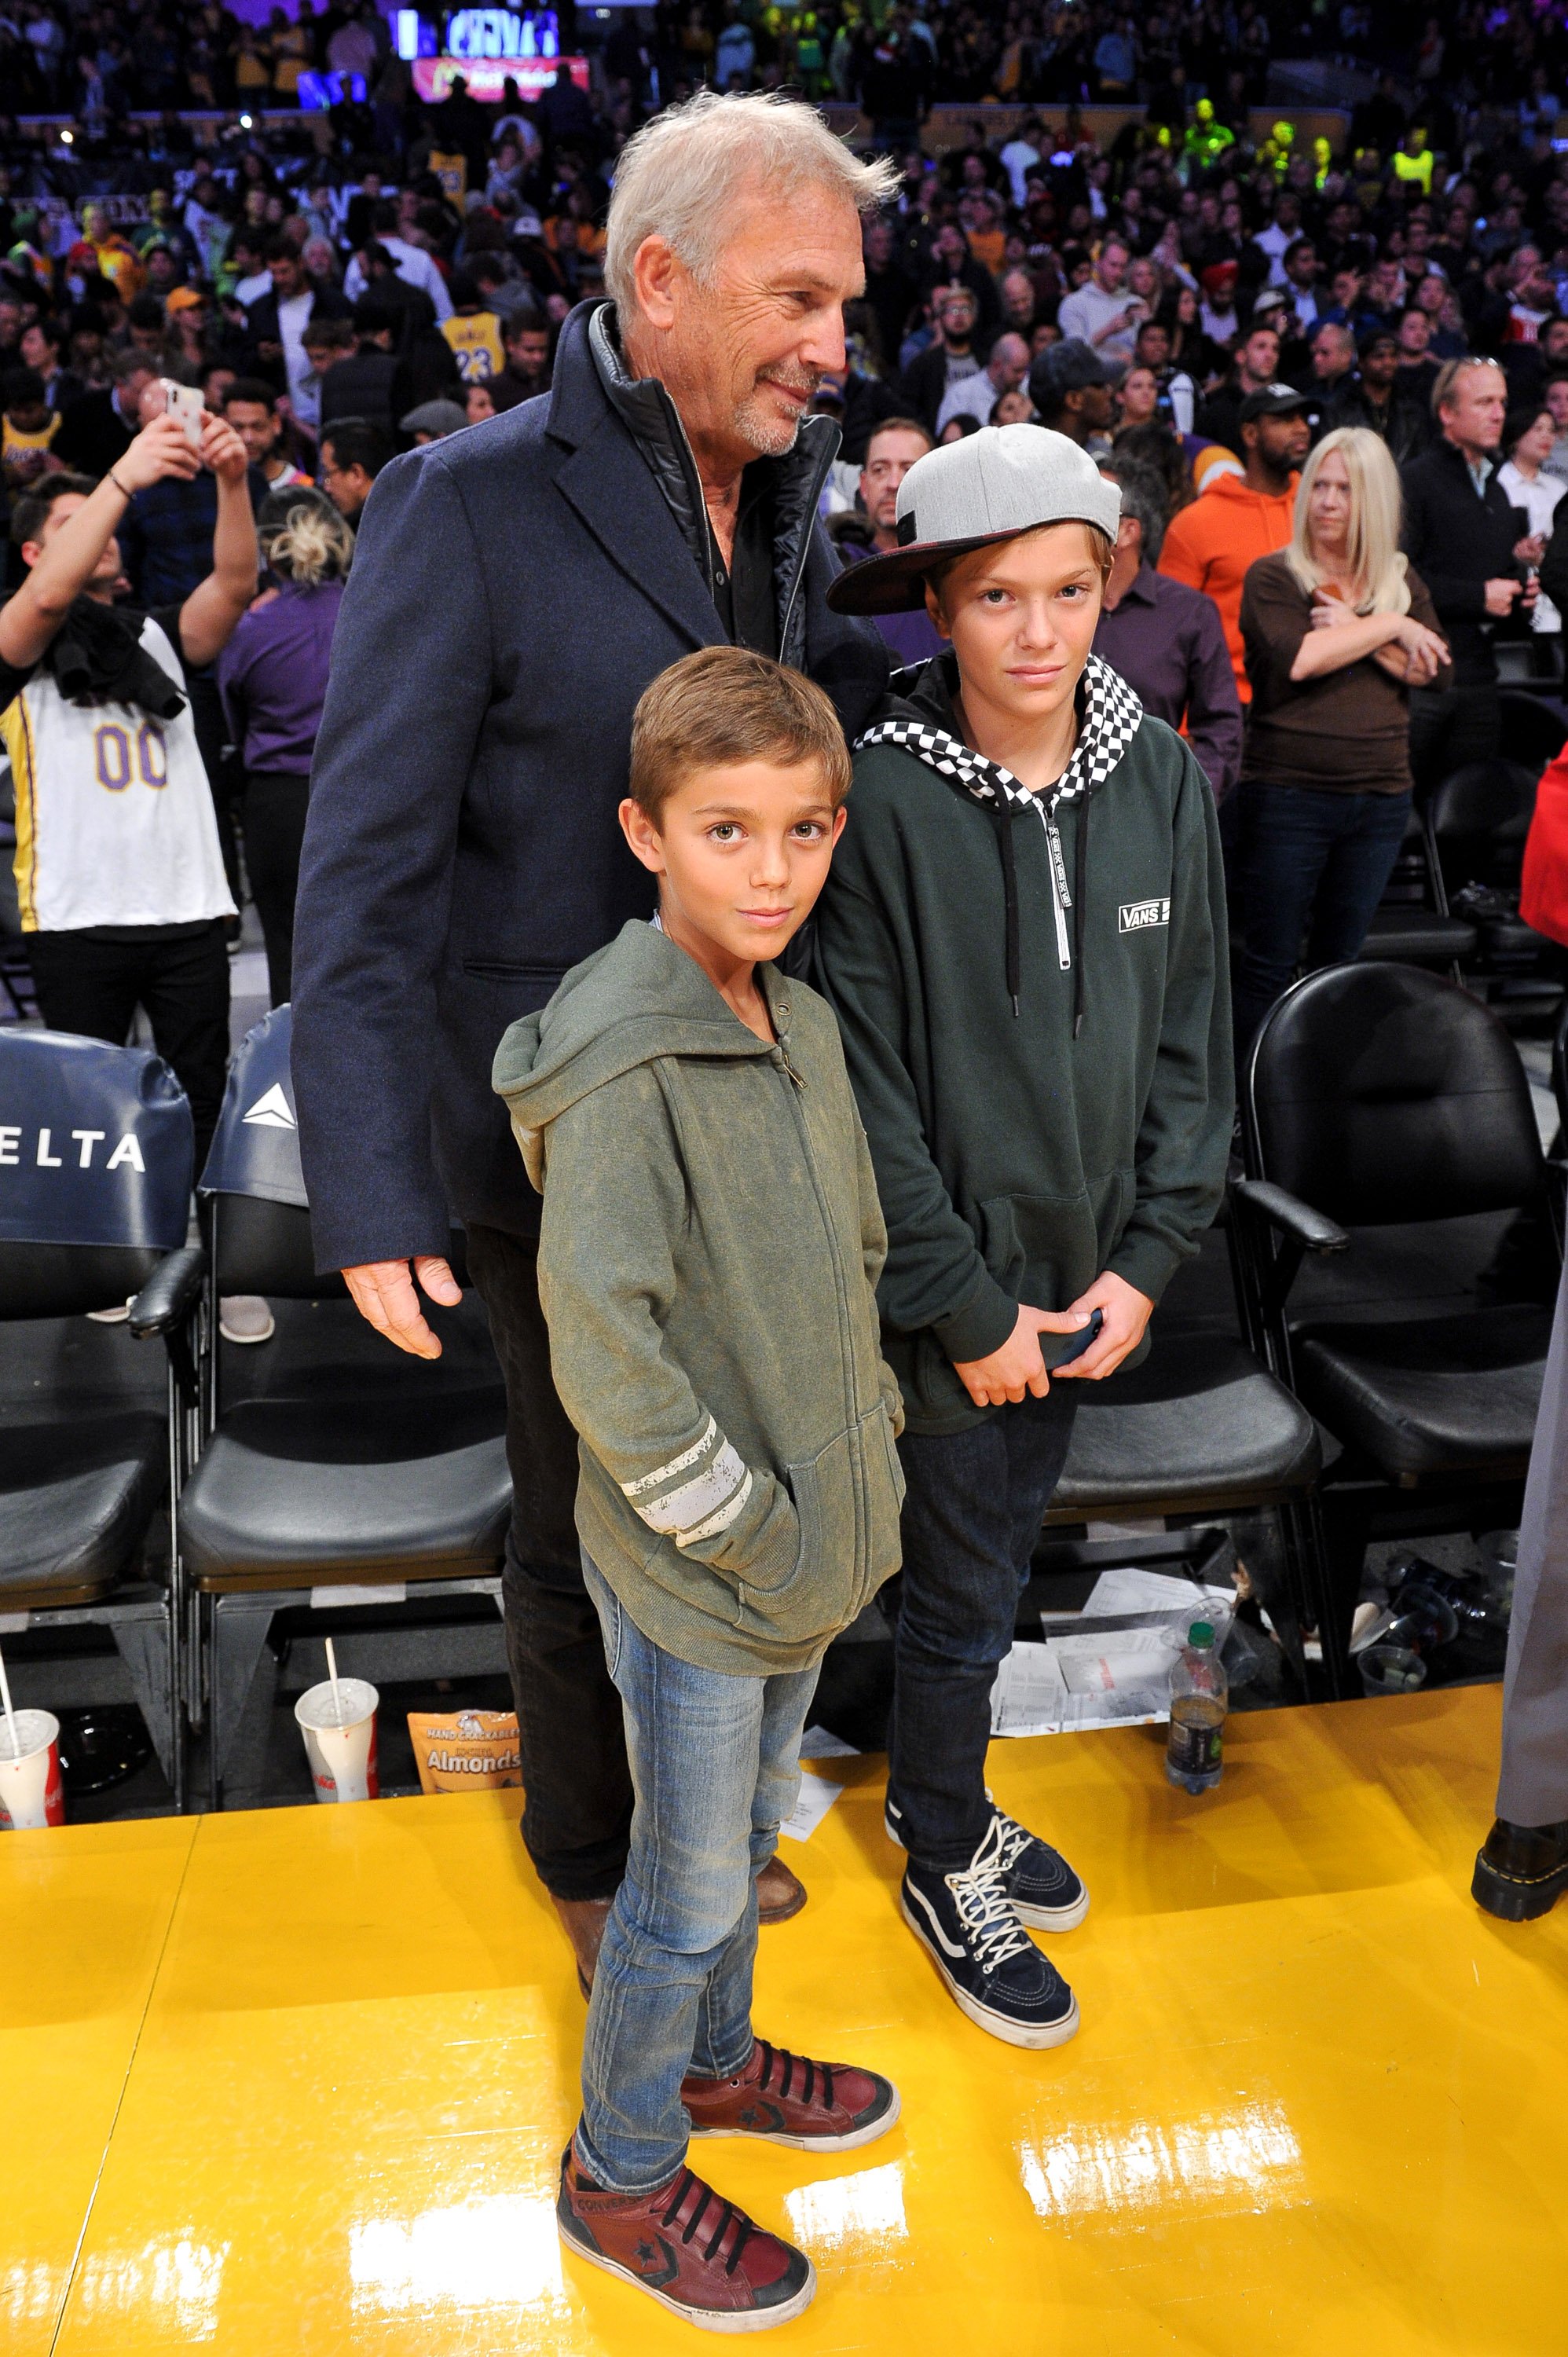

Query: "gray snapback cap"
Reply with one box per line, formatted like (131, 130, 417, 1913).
(827, 423, 1122, 617)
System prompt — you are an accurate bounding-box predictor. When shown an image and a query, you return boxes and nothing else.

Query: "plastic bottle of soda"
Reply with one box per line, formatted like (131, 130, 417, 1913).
(1165, 1620, 1227, 1794)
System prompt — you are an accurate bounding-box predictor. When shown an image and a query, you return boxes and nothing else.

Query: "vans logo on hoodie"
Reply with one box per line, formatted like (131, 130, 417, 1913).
(1119, 898, 1170, 933)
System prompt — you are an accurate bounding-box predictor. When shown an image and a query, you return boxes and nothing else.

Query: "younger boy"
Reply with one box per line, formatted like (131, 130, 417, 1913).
(822, 424, 1233, 2047)
(493, 647, 903, 2334)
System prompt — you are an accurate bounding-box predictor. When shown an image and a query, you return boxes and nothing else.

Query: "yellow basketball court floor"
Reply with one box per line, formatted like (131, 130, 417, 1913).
(7, 1684, 1565, 2357)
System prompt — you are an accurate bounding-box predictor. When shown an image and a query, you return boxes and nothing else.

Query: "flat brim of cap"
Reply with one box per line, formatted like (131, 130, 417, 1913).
(828, 524, 1087, 616)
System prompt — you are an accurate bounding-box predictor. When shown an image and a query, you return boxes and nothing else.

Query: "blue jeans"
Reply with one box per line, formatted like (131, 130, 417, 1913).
(888, 1387, 1079, 1872)
(577, 1554, 820, 2194)
(1233, 781, 1413, 1054)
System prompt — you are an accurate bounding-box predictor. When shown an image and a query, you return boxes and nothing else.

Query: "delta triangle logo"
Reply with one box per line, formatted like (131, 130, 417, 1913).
(242, 1083, 296, 1130)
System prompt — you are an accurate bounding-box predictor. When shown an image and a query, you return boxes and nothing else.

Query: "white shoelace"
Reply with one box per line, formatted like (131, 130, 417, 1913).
(990, 1809, 1035, 1879)
(944, 1818, 1035, 1974)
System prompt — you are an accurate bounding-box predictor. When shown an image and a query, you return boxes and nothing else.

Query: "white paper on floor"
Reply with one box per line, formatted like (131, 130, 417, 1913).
(781, 1773, 844, 1842)
(1078, 1566, 1237, 1629)
(991, 1569, 1237, 1737)
(800, 1725, 860, 1761)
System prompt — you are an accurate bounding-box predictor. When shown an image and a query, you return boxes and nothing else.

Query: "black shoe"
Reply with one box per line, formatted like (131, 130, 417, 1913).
(900, 1816, 1079, 2049)
(887, 1790, 1090, 1932)
(1472, 1817, 1568, 1921)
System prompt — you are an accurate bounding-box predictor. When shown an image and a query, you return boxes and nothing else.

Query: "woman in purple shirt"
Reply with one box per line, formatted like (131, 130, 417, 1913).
(218, 486, 351, 1005)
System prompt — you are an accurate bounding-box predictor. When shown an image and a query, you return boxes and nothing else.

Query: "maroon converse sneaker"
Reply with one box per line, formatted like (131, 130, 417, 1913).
(683, 2036, 900, 2152)
(558, 2146, 815, 2332)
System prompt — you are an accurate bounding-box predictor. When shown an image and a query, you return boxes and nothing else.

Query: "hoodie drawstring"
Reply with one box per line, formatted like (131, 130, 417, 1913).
(1072, 791, 1089, 1039)
(997, 808, 1021, 1017)
(997, 793, 1090, 1030)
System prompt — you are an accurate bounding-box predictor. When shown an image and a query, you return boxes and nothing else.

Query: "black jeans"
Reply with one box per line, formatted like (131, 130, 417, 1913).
(1232, 781, 1413, 1058)
(242, 770, 310, 1007)
(27, 919, 231, 1168)
(465, 1221, 633, 1901)
(888, 1386, 1079, 1872)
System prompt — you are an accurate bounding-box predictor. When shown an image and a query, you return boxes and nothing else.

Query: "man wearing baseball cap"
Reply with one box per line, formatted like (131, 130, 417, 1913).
(1159, 383, 1313, 701)
(816, 425, 1232, 2048)
(1028, 339, 1116, 447)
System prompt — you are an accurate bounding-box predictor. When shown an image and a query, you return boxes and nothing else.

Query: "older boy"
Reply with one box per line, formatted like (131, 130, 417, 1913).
(493, 647, 903, 2333)
(822, 426, 1232, 2046)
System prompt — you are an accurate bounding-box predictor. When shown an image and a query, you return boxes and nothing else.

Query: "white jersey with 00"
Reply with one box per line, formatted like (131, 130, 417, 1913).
(2, 614, 237, 933)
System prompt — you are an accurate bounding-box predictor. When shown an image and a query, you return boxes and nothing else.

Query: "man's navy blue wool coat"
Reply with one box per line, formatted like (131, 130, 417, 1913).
(290, 301, 889, 1272)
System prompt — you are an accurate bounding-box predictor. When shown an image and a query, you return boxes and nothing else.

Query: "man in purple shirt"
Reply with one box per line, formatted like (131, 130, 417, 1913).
(1093, 454, 1244, 801)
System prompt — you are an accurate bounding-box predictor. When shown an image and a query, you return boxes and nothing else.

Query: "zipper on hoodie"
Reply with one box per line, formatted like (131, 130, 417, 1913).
(1038, 796, 1073, 972)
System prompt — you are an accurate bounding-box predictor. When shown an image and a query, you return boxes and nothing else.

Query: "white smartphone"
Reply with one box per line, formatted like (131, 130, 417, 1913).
(161, 378, 206, 454)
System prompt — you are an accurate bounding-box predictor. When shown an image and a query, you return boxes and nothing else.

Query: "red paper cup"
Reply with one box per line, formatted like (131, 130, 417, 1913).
(0, 1709, 65, 1829)
(295, 1679, 379, 1803)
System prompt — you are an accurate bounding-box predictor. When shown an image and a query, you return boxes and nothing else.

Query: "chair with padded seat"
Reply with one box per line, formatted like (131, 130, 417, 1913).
(1497, 686, 1568, 772)
(0, 1028, 203, 1806)
(1038, 1323, 1328, 1681)
(1232, 962, 1558, 1692)
(1426, 760, 1551, 974)
(1356, 805, 1477, 971)
(175, 1007, 512, 1805)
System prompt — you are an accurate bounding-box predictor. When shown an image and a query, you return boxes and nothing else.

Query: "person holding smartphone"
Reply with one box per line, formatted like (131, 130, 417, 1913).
(0, 409, 272, 1343)
(819, 426, 1232, 2048)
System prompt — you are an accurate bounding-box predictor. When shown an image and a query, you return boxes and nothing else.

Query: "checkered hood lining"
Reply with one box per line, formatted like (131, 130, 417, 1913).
(855, 652, 1144, 812)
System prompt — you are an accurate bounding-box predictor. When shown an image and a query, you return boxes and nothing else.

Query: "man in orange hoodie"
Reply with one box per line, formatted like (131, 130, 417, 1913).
(1159, 386, 1313, 702)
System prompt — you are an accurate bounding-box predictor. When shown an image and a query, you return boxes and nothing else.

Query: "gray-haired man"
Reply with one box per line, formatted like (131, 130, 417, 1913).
(291, 95, 894, 1988)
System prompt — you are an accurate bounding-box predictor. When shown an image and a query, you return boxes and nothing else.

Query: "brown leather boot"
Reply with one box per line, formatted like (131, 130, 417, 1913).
(757, 1855, 807, 1924)
(553, 1895, 612, 1999)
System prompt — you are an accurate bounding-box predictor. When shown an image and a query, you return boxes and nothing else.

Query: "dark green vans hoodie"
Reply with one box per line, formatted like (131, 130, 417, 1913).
(493, 920, 903, 1677)
(814, 649, 1233, 1435)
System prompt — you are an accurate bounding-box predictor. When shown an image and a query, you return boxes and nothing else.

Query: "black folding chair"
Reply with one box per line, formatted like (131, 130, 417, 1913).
(1232, 963, 1557, 1692)
(0, 1028, 203, 1807)
(1039, 1325, 1326, 1684)
(175, 1008, 512, 1806)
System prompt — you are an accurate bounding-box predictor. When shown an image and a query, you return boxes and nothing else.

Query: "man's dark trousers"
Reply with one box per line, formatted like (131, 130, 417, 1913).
(27, 919, 231, 1167)
(888, 1387, 1079, 1871)
(464, 1224, 632, 1901)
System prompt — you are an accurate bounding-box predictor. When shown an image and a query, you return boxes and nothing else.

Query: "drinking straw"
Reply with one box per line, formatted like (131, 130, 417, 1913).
(0, 1642, 18, 1761)
(325, 1636, 343, 1728)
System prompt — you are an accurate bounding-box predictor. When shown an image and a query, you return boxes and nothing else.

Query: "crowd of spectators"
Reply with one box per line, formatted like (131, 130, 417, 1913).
(2, 0, 1567, 1050)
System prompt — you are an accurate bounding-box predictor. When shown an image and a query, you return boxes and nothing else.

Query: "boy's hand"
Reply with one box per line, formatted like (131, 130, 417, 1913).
(200, 412, 250, 483)
(952, 1303, 1092, 1408)
(117, 412, 203, 493)
(1052, 1270, 1154, 1381)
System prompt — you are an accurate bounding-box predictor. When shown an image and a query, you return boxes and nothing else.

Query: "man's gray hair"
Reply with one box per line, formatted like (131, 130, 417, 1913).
(604, 92, 899, 315)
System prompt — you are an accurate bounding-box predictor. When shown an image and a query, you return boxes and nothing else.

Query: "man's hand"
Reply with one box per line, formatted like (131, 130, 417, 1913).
(952, 1303, 1092, 1409)
(343, 1255, 463, 1360)
(116, 412, 203, 494)
(1514, 533, 1547, 568)
(200, 412, 250, 484)
(1484, 576, 1523, 618)
(1053, 1270, 1154, 1382)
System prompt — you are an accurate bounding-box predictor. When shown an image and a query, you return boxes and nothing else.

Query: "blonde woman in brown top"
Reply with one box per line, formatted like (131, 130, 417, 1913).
(1233, 425, 1451, 1049)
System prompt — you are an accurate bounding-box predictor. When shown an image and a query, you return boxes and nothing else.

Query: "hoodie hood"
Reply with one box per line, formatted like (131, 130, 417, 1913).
(493, 919, 784, 1188)
(855, 649, 1143, 1027)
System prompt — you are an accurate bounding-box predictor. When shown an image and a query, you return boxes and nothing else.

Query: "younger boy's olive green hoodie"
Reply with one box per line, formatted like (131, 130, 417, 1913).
(493, 919, 903, 1677)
